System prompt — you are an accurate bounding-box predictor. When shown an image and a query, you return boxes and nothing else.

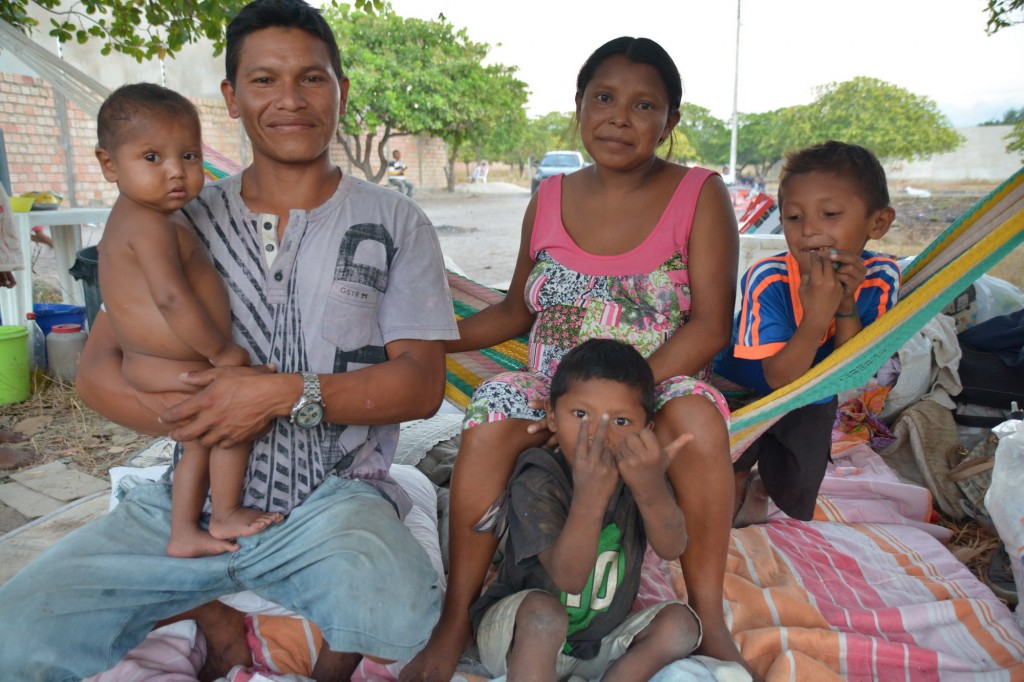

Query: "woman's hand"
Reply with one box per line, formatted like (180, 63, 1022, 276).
(525, 398, 557, 447)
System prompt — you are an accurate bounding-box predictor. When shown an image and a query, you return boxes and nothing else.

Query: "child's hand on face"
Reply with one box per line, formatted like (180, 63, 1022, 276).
(798, 254, 846, 326)
(828, 248, 867, 302)
(615, 430, 692, 498)
(571, 415, 620, 507)
(211, 342, 251, 368)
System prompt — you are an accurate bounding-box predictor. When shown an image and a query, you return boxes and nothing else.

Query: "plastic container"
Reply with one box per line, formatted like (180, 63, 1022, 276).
(70, 246, 102, 330)
(26, 312, 47, 370)
(33, 302, 88, 336)
(0, 324, 30, 405)
(46, 323, 88, 382)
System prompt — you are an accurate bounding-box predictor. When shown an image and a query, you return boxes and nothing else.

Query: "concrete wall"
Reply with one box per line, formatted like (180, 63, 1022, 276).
(886, 126, 1022, 183)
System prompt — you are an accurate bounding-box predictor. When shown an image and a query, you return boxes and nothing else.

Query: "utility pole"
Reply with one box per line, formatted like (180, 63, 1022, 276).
(728, 0, 741, 185)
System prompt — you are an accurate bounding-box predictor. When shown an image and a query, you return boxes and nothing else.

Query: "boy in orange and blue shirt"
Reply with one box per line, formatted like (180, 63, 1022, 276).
(715, 140, 899, 524)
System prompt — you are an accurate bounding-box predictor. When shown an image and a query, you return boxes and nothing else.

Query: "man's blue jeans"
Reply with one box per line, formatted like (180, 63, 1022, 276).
(0, 475, 440, 681)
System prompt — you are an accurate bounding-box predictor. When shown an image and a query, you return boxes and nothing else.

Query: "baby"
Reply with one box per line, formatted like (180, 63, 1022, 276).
(96, 83, 281, 557)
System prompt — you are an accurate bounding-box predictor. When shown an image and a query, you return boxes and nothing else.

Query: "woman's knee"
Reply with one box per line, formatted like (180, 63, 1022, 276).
(456, 419, 546, 470)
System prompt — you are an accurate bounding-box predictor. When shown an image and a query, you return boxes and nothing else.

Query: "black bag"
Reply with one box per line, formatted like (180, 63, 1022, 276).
(954, 310, 1024, 427)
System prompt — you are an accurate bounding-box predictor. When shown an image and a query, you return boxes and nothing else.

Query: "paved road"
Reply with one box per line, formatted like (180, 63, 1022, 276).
(417, 183, 531, 289)
(26, 182, 531, 298)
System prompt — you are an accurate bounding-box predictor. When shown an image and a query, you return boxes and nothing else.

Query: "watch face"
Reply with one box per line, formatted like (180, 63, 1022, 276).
(294, 401, 324, 429)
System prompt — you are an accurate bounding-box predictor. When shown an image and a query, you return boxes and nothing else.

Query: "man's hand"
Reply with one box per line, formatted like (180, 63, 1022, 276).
(0, 271, 15, 288)
(159, 364, 279, 448)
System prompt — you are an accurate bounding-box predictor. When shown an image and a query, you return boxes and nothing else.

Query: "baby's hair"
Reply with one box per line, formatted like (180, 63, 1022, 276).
(97, 83, 200, 151)
(225, 0, 343, 87)
(779, 140, 890, 213)
(550, 338, 656, 422)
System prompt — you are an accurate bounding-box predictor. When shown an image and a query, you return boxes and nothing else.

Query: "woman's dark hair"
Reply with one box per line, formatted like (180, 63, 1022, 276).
(779, 140, 891, 213)
(550, 338, 656, 422)
(575, 36, 683, 154)
(225, 0, 343, 86)
(97, 83, 200, 150)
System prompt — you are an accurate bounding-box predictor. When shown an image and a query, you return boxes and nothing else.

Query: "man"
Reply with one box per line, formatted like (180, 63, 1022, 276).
(388, 149, 415, 197)
(0, 1, 458, 679)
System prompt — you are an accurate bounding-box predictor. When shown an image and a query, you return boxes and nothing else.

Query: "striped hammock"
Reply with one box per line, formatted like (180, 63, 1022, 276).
(444, 167, 1024, 458)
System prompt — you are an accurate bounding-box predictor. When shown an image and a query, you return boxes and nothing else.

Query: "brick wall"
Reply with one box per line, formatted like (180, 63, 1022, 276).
(0, 71, 452, 207)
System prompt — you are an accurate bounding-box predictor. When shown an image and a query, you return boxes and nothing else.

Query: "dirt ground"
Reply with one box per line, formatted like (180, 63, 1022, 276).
(1, 182, 1012, 582)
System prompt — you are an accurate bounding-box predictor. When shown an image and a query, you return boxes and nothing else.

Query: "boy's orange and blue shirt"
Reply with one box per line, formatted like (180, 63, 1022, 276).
(714, 250, 900, 397)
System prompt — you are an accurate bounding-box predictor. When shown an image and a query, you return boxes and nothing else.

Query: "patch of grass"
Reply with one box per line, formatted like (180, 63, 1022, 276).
(1, 377, 149, 480)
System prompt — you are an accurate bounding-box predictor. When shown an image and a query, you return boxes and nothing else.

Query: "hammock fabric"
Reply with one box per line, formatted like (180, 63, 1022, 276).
(443, 168, 1024, 459)
(445, 271, 529, 410)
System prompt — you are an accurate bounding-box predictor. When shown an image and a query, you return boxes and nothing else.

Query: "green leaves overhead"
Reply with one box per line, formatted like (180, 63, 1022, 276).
(0, 0, 380, 61)
(672, 77, 963, 175)
(325, 4, 527, 189)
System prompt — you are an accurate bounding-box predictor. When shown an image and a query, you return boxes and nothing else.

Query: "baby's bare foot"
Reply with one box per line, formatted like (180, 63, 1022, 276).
(209, 507, 284, 541)
(167, 527, 240, 558)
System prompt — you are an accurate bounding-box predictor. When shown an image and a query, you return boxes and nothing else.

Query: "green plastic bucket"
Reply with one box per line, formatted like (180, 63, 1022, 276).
(0, 325, 30, 405)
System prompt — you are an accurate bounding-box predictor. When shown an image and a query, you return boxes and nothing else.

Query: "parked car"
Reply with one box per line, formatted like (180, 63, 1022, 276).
(532, 151, 586, 193)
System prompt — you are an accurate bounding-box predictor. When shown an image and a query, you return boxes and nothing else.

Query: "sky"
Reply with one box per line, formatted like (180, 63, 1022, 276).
(385, 0, 1024, 128)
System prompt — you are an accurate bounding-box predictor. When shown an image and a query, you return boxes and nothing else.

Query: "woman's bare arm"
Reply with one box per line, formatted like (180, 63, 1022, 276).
(647, 174, 738, 382)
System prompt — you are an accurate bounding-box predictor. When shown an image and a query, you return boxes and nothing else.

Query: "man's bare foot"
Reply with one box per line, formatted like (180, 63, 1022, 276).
(732, 472, 770, 528)
(399, 615, 471, 682)
(698, 620, 760, 681)
(167, 527, 240, 558)
(209, 507, 284, 541)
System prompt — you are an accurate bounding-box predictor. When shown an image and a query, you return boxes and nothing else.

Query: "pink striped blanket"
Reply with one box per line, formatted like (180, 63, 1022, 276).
(91, 446, 1023, 680)
(630, 443, 1024, 681)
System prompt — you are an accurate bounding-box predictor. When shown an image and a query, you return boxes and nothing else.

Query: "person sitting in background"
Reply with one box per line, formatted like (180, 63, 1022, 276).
(470, 160, 489, 183)
(388, 149, 414, 197)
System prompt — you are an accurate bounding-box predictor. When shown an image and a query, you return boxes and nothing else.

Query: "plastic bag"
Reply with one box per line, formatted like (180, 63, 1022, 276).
(983, 417, 1024, 626)
(974, 275, 1024, 327)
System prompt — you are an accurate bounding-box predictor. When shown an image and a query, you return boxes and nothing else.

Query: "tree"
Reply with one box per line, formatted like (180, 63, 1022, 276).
(0, 0, 380, 61)
(325, 5, 527, 190)
(984, 0, 1024, 33)
(800, 77, 963, 161)
(1006, 122, 1024, 159)
(675, 103, 729, 167)
(982, 107, 1024, 126)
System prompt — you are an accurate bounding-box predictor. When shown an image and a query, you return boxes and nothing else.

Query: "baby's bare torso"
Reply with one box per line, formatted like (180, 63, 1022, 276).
(99, 200, 232, 394)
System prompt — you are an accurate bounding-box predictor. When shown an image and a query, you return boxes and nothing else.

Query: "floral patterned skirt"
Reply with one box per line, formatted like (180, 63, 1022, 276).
(463, 370, 730, 430)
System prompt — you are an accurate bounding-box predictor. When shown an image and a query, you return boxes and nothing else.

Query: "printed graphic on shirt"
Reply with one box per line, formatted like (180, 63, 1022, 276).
(561, 522, 625, 653)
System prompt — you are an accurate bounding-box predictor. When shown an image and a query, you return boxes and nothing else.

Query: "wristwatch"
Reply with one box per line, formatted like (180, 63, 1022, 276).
(289, 372, 324, 430)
